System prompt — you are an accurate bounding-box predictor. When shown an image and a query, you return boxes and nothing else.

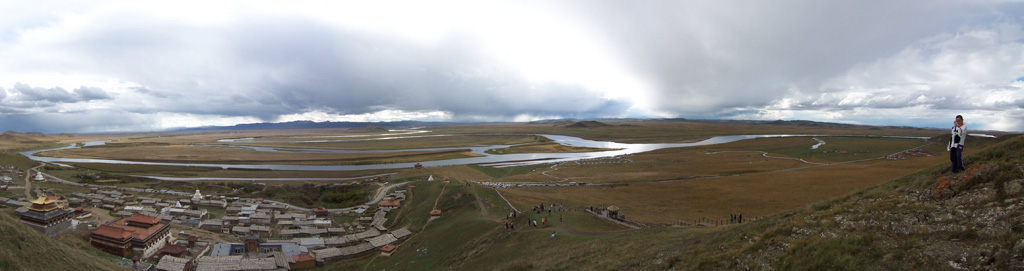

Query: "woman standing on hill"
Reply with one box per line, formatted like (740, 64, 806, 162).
(948, 115, 967, 173)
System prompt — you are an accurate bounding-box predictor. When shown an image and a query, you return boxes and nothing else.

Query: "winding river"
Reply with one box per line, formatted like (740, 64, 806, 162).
(20, 133, 929, 173)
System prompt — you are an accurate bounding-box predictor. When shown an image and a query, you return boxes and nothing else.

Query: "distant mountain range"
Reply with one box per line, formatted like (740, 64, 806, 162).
(174, 120, 464, 131)
(171, 118, 948, 132)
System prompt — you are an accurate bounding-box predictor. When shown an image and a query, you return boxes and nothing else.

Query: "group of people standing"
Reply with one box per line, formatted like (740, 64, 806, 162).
(504, 202, 567, 232)
(729, 213, 744, 224)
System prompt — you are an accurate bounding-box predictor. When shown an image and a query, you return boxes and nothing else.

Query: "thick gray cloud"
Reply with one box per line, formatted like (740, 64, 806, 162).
(2, 14, 625, 126)
(1, 1, 1023, 133)
(0, 83, 111, 112)
(566, 1, 996, 112)
(9, 83, 110, 104)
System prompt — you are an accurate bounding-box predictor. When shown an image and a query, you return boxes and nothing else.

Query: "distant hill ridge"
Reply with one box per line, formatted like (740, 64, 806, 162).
(564, 121, 612, 128)
(349, 125, 391, 133)
(176, 120, 458, 131)
(177, 118, 956, 133)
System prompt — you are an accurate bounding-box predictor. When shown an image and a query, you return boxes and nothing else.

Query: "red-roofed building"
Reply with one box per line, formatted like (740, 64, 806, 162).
(90, 225, 133, 256)
(312, 207, 329, 217)
(380, 244, 396, 256)
(90, 214, 173, 258)
(429, 209, 442, 216)
(291, 252, 316, 269)
(155, 244, 187, 258)
(126, 213, 160, 225)
(16, 196, 73, 236)
(379, 200, 400, 209)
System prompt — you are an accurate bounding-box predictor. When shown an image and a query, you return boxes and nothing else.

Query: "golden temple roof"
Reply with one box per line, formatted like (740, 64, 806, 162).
(29, 196, 56, 205)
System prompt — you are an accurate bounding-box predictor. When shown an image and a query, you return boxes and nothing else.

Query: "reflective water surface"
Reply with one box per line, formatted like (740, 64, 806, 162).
(22, 134, 928, 172)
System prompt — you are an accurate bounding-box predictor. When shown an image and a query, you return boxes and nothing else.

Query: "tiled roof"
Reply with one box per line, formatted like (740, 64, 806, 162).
(390, 228, 412, 239)
(195, 256, 276, 271)
(366, 234, 397, 247)
(126, 213, 161, 225)
(378, 200, 400, 207)
(153, 255, 189, 271)
(293, 252, 315, 262)
(158, 244, 186, 255)
(91, 225, 132, 239)
(100, 215, 169, 241)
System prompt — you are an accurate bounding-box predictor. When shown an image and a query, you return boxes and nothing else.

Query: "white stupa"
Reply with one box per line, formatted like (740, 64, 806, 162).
(33, 172, 45, 182)
(427, 175, 434, 181)
(192, 189, 203, 202)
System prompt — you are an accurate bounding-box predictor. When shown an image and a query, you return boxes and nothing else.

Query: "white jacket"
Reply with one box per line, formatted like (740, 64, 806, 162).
(948, 125, 966, 150)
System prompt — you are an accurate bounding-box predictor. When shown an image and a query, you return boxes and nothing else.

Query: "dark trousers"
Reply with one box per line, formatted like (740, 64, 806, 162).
(950, 147, 965, 173)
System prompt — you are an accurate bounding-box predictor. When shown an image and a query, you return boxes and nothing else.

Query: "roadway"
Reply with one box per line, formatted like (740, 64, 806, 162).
(33, 162, 410, 213)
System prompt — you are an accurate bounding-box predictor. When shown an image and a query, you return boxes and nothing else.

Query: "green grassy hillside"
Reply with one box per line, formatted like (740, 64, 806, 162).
(329, 134, 1024, 270)
(0, 212, 128, 271)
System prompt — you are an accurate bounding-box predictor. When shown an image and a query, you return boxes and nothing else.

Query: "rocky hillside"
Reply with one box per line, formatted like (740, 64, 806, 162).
(684, 134, 1024, 270)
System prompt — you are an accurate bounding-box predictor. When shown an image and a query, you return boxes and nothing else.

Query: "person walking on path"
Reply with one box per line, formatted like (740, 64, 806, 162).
(948, 115, 967, 173)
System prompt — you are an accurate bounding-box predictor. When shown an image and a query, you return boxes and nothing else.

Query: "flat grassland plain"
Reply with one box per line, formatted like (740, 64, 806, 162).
(26, 120, 995, 224)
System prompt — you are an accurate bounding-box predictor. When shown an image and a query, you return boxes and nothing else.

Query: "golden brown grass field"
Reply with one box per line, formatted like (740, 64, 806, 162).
(17, 120, 1009, 228)
(499, 155, 946, 225)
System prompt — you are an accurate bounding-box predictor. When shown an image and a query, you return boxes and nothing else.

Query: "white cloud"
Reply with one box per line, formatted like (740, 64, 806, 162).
(1, 1, 1024, 132)
(276, 109, 453, 123)
(763, 23, 1024, 130)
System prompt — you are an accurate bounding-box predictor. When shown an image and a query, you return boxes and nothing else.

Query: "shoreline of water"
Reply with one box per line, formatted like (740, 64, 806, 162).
(21, 133, 929, 172)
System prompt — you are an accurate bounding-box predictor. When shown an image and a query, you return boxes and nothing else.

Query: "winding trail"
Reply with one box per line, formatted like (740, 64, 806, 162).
(24, 165, 41, 199)
(489, 186, 520, 213)
(703, 150, 828, 165)
(539, 163, 569, 182)
(33, 162, 411, 214)
(418, 182, 450, 232)
(466, 183, 501, 222)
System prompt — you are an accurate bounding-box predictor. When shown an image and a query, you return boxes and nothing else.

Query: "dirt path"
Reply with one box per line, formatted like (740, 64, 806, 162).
(490, 187, 520, 214)
(24, 165, 41, 199)
(540, 163, 568, 182)
(703, 150, 828, 165)
(471, 187, 490, 218)
(466, 183, 503, 222)
(420, 182, 449, 232)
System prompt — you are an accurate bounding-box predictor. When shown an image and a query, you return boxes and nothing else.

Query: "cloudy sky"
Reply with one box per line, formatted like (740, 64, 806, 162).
(2, 1, 1024, 133)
